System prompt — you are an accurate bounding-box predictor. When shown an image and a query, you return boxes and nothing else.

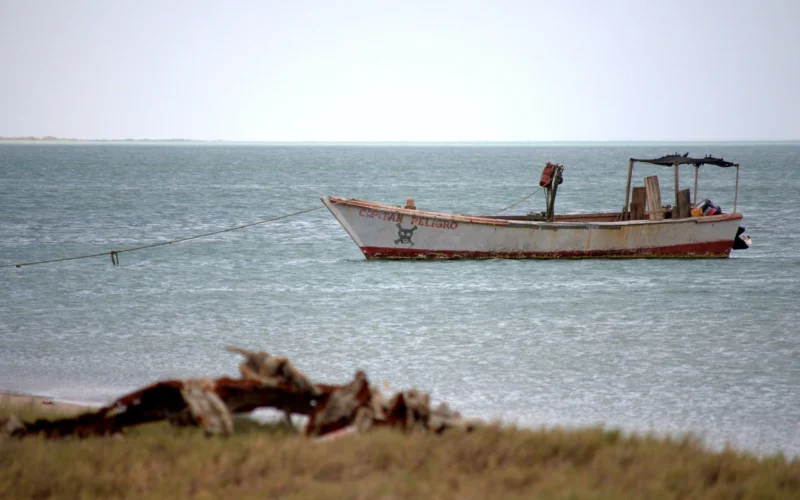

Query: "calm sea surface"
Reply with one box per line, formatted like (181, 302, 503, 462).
(1, 143, 798, 456)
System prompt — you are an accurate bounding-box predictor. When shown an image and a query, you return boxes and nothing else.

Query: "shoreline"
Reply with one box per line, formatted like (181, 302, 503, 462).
(3, 388, 799, 459)
(0, 390, 97, 416)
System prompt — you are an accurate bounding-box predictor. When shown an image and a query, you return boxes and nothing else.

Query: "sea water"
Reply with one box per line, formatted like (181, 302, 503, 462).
(1, 143, 798, 456)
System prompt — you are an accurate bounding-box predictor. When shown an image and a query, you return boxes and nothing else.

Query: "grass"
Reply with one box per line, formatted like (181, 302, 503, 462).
(2, 404, 799, 499)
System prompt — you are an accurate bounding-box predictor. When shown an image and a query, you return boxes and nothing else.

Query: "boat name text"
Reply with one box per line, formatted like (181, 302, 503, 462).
(358, 208, 458, 229)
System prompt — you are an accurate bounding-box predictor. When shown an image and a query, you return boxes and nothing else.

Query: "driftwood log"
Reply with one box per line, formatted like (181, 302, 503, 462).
(2, 346, 482, 439)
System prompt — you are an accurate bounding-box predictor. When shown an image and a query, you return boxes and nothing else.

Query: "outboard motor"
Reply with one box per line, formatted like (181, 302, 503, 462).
(733, 226, 751, 250)
(697, 199, 722, 216)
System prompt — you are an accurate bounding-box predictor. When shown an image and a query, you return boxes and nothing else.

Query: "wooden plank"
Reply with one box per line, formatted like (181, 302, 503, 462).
(676, 188, 691, 219)
(631, 187, 647, 219)
(644, 175, 664, 220)
(629, 201, 644, 221)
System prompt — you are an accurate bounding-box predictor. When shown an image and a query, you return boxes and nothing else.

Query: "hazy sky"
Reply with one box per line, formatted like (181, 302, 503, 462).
(1, 0, 798, 141)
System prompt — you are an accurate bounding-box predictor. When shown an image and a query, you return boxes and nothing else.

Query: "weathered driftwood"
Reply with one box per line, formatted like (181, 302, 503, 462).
(3, 381, 176, 438)
(2, 346, 482, 439)
(306, 370, 372, 437)
(2, 377, 334, 439)
(225, 346, 320, 396)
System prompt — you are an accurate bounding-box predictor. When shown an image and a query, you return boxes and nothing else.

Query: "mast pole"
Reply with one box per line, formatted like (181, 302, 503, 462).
(693, 165, 699, 206)
(734, 164, 740, 213)
(623, 159, 634, 220)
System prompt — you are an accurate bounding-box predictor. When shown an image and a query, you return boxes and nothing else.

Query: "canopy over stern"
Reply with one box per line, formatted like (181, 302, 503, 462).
(630, 153, 737, 168)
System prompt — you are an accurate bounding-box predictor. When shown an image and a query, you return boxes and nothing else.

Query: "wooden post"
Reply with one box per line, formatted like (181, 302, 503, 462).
(734, 164, 740, 213)
(676, 188, 691, 219)
(644, 175, 664, 220)
(623, 159, 634, 220)
(673, 163, 680, 212)
(693, 166, 699, 206)
(631, 187, 647, 220)
(630, 201, 644, 221)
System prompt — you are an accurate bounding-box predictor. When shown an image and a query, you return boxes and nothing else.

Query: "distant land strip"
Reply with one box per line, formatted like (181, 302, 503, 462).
(0, 136, 197, 142)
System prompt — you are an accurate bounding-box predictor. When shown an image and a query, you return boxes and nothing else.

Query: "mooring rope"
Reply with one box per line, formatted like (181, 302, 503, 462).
(1, 205, 326, 269)
(495, 186, 544, 214)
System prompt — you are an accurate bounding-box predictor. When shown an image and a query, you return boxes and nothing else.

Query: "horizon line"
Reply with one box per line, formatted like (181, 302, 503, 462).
(2, 137, 799, 144)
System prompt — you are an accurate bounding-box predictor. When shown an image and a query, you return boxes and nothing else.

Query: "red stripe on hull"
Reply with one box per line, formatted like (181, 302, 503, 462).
(360, 240, 734, 260)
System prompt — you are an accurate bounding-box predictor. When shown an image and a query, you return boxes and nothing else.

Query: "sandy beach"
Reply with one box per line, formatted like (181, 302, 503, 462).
(0, 390, 94, 416)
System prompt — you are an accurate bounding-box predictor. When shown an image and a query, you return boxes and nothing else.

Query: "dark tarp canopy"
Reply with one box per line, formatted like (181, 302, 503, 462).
(630, 153, 737, 168)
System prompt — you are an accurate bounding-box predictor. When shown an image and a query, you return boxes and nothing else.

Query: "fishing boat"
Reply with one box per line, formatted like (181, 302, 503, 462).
(322, 154, 751, 259)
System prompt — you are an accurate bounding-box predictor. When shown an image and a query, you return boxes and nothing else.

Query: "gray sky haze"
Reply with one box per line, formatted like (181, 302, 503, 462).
(1, 0, 798, 141)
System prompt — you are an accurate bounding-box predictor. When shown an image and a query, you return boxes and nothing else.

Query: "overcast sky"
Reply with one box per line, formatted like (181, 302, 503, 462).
(1, 0, 798, 141)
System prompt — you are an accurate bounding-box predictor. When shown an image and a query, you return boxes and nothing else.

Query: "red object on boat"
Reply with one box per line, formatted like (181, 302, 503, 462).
(539, 163, 563, 188)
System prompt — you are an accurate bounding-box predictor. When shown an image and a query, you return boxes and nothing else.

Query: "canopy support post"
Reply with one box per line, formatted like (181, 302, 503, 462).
(693, 166, 699, 206)
(673, 163, 679, 215)
(623, 159, 634, 220)
(734, 164, 740, 213)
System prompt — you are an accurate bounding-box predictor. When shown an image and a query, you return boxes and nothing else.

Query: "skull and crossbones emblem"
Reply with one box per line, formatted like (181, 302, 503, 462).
(394, 223, 418, 245)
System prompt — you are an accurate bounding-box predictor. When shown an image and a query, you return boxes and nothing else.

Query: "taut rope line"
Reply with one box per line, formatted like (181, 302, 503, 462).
(495, 186, 544, 214)
(1, 205, 326, 269)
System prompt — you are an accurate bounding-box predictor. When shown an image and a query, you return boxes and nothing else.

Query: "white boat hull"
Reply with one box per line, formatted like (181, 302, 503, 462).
(322, 197, 743, 259)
